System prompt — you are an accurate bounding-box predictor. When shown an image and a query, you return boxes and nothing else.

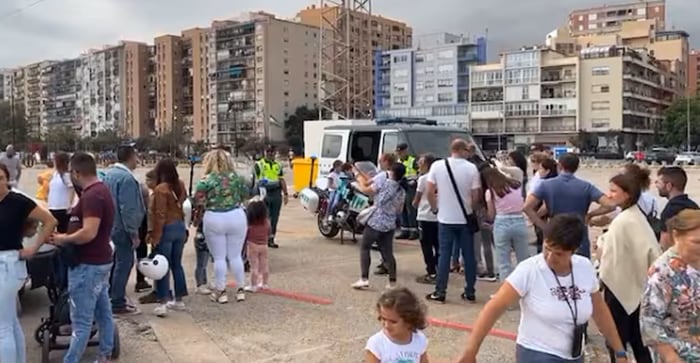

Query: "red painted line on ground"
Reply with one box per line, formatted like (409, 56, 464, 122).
(226, 282, 333, 305)
(427, 317, 517, 341)
(394, 239, 420, 247)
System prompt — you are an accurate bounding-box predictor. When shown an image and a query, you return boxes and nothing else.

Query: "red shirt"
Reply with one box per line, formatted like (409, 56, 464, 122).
(68, 181, 115, 265)
(246, 220, 270, 245)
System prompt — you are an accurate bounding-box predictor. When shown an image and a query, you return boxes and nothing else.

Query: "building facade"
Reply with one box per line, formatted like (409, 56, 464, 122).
(122, 41, 152, 139)
(470, 46, 676, 151)
(375, 33, 486, 129)
(689, 50, 700, 96)
(568, 0, 665, 36)
(40, 59, 81, 136)
(208, 12, 320, 145)
(297, 5, 413, 118)
(0, 69, 12, 101)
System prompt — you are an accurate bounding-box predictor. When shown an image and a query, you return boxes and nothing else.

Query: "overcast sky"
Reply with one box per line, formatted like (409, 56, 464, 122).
(0, 0, 698, 68)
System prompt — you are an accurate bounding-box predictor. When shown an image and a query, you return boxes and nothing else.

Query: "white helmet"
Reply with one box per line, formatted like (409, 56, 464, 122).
(137, 255, 169, 280)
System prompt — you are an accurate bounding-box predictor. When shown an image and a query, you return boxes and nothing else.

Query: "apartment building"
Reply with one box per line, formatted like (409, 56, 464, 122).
(375, 33, 486, 128)
(470, 45, 675, 151)
(548, 17, 688, 96)
(569, 0, 666, 35)
(40, 59, 81, 136)
(73, 41, 150, 138)
(689, 50, 700, 96)
(154, 28, 210, 141)
(297, 4, 413, 118)
(208, 12, 320, 145)
(0, 69, 12, 101)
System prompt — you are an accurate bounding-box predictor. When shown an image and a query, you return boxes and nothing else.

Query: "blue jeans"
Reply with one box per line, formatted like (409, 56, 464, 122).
(110, 229, 134, 309)
(0, 251, 27, 363)
(155, 221, 188, 301)
(436, 223, 477, 296)
(493, 214, 531, 281)
(64, 263, 114, 363)
(516, 344, 583, 362)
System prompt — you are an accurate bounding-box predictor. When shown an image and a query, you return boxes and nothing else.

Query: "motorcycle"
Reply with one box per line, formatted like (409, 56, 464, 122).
(297, 158, 372, 244)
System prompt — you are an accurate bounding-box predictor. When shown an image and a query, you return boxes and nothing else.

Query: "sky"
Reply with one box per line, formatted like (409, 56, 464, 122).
(0, 0, 698, 68)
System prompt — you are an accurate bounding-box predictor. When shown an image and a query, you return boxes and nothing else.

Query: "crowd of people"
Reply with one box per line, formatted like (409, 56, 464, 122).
(2, 138, 700, 362)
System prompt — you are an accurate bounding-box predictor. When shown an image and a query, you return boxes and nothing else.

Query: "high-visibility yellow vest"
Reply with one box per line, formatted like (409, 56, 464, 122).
(256, 159, 281, 181)
(402, 155, 417, 177)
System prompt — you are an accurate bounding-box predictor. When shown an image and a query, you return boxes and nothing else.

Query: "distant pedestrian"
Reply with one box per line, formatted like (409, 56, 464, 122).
(0, 145, 22, 188)
(47, 152, 75, 233)
(243, 198, 271, 292)
(365, 287, 429, 363)
(413, 153, 439, 284)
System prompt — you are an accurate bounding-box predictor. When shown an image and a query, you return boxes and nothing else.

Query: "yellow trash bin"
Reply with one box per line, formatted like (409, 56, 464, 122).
(291, 157, 320, 194)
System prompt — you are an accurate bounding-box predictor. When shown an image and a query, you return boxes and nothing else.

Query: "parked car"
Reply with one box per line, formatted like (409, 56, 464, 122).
(644, 147, 676, 165)
(674, 152, 700, 165)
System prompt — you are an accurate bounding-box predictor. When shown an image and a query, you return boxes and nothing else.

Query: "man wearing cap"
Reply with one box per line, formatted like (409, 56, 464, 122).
(395, 143, 419, 240)
(253, 145, 288, 248)
(0, 144, 22, 188)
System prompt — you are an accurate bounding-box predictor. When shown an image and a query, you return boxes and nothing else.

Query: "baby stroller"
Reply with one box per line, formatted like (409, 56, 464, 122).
(34, 246, 120, 363)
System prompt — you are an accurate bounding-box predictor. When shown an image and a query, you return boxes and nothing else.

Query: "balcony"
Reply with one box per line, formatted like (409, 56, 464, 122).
(623, 72, 661, 88)
(541, 72, 576, 84)
(541, 107, 576, 117)
(471, 90, 503, 103)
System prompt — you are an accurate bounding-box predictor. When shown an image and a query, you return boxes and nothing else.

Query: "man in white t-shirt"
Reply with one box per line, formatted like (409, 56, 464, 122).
(424, 139, 482, 303)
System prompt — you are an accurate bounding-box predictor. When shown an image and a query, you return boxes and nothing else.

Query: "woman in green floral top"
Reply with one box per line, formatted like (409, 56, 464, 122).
(193, 149, 249, 304)
(641, 209, 700, 363)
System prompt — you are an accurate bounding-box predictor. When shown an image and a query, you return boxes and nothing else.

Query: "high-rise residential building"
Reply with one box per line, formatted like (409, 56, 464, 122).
(0, 69, 13, 101)
(469, 45, 676, 151)
(297, 4, 413, 119)
(689, 50, 700, 96)
(374, 33, 487, 128)
(568, 0, 666, 36)
(208, 11, 320, 145)
(23, 61, 53, 138)
(40, 59, 81, 136)
(74, 41, 150, 138)
(153, 28, 210, 141)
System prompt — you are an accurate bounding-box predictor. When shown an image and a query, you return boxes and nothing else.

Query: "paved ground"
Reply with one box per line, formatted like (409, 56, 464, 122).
(15, 163, 700, 362)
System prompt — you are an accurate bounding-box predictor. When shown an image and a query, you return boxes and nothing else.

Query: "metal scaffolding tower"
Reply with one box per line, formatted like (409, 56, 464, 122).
(318, 0, 373, 120)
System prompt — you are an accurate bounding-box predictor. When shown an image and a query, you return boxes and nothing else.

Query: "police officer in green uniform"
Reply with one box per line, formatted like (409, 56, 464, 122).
(253, 145, 289, 248)
(396, 143, 418, 240)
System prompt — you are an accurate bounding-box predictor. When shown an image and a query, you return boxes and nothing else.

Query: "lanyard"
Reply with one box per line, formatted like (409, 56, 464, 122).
(551, 268, 578, 325)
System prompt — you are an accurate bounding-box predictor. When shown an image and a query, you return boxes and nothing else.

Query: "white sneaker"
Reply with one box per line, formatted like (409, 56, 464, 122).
(196, 286, 212, 295)
(351, 279, 369, 289)
(236, 288, 246, 302)
(243, 285, 258, 293)
(385, 282, 397, 290)
(210, 290, 228, 304)
(166, 301, 186, 311)
(154, 304, 168, 317)
(258, 284, 269, 290)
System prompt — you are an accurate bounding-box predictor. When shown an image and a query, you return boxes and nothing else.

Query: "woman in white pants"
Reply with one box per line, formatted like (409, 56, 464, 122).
(193, 149, 249, 304)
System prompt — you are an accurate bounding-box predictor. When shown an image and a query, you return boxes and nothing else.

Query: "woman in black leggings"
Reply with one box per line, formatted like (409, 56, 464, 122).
(47, 152, 74, 233)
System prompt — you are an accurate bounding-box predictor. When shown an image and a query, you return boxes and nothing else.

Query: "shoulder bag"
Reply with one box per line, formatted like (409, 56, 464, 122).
(444, 159, 480, 233)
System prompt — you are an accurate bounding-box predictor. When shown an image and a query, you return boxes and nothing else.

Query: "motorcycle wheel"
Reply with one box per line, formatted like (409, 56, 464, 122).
(317, 213, 340, 238)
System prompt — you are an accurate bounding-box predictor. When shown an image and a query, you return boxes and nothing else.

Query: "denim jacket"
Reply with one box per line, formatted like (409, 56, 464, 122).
(102, 163, 146, 237)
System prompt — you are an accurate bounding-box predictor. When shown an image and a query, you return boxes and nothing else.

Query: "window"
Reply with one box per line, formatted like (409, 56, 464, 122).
(591, 101, 610, 110)
(591, 118, 610, 128)
(393, 96, 408, 105)
(415, 55, 424, 63)
(438, 50, 454, 59)
(438, 64, 454, 73)
(424, 95, 435, 103)
(424, 66, 435, 75)
(424, 80, 434, 89)
(393, 83, 408, 92)
(415, 81, 424, 90)
(592, 66, 609, 76)
(393, 55, 408, 63)
(437, 79, 453, 87)
(393, 69, 408, 77)
(522, 86, 529, 100)
(438, 93, 453, 102)
(592, 84, 610, 93)
(321, 134, 342, 157)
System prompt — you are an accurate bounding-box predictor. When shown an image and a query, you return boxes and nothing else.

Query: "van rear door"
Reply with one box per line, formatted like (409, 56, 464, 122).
(379, 129, 403, 163)
(318, 129, 350, 181)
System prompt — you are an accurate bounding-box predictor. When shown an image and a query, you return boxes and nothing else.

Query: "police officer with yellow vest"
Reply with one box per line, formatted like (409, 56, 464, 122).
(253, 145, 289, 248)
(396, 143, 418, 240)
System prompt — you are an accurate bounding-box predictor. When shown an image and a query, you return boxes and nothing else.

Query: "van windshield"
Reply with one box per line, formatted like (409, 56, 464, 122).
(404, 130, 483, 159)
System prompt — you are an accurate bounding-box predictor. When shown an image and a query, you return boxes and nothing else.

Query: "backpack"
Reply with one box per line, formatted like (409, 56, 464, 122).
(641, 200, 662, 241)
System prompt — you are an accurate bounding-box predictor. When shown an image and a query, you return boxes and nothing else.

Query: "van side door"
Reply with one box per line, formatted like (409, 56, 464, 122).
(318, 130, 350, 180)
(379, 129, 403, 164)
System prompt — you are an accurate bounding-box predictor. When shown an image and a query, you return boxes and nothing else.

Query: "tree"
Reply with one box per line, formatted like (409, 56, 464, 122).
(0, 101, 27, 147)
(81, 130, 122, 152)
(45, 127, 79, 152)
(284, 106, 319, 154)
(661, 96, 700, 148)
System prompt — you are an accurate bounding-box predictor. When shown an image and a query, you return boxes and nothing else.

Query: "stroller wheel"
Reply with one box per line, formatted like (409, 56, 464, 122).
(41, 329, 51, 363)
(111, 325, 121, 359)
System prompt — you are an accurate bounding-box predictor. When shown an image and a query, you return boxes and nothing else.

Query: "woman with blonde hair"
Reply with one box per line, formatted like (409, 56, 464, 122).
(641, 209, 700, 362)
(192, 149, 249, 304)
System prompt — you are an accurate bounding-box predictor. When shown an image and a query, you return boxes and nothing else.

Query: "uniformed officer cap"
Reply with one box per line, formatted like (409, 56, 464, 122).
(396, 143, 409, 152)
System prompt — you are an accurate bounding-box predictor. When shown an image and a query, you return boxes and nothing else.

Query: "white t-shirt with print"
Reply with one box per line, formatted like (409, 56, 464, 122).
(416, 175, 437, 222)
(365, 330, 427, 363)
(426, 157, 480, 224)
(507, 253, 599, 360)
